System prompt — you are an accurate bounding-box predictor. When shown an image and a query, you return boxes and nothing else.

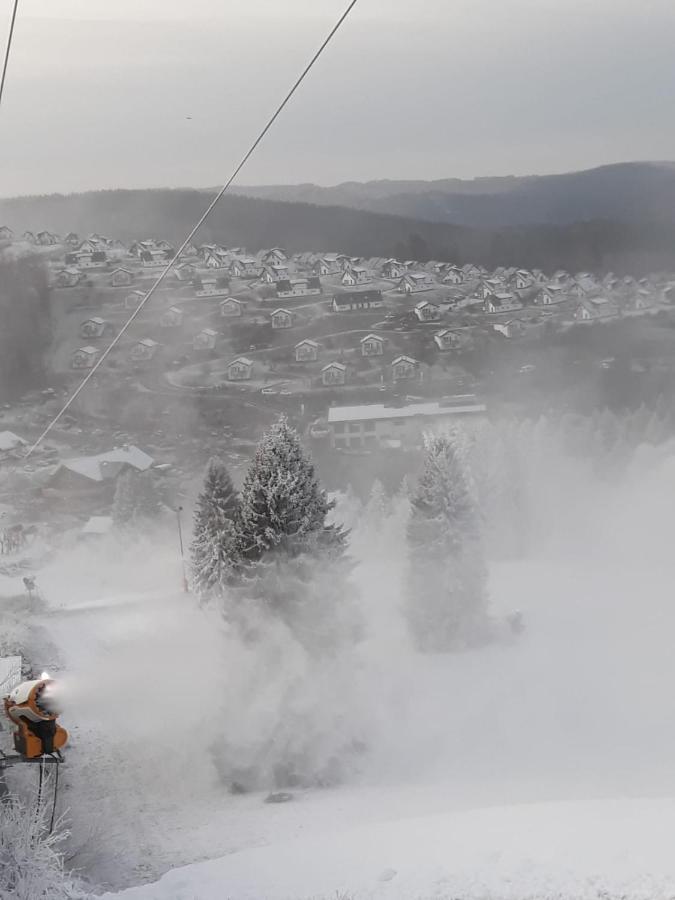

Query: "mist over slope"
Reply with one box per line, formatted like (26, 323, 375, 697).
(233, 162, 675, 227)
(3, 186, 675, 273)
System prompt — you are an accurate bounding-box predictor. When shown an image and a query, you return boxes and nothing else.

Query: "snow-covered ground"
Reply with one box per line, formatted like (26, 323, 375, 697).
(11, 442, 675, 897)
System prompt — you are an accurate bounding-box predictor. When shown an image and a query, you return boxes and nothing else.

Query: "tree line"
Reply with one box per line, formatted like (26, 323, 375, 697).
(0, 254, 51, 399)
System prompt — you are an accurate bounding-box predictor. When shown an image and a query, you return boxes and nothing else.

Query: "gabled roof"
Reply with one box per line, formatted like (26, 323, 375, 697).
(0, 431, 26, 451)
(85, 317, 106, 325)
(137, 338, 159, 348)
(271, 308, 292, 316)
(295, 339, 319, 349)
(360, 333, 384, 343)
(201, 328, 218, 336)
(58, 446, 154, 483)
(322, 361, 346, 372)
(392, 355, 417, 365)
(77, 346, 98, 355)
(229, 356, 253, 367)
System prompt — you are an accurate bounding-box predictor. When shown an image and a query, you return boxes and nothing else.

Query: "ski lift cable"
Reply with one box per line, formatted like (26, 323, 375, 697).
(25, 0, 360, 458)
(0, 0, 19, 110)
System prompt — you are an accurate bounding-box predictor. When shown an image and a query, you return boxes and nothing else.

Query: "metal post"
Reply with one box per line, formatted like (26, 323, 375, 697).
(176, 506, 188, 593)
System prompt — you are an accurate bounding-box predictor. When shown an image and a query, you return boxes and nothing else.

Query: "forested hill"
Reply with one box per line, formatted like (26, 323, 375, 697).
(2, 188, 675, 275)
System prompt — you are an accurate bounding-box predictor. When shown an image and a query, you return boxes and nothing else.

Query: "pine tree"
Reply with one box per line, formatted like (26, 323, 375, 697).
(237, 417, 347, 563)
(190, 458, 240, 599)
(363, 479, 390, 528)
(135, 470, 161, 519)
(112, 469, 137, 528)
(407, 434, 488, 651)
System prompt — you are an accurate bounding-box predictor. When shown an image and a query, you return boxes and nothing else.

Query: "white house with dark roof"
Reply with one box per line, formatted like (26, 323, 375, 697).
(434, 328, 464, 351)
(71, 346, 99, 369)
(79, 317, 108, 339)
(391, 355, 418, 381)
(230, 257, 262, 278)
(317, 254, 341, 276)
(193, 328, 218, 350)
(400, 272, 434, 294)
(574, 297, 619, 322)
(262, 248, 287, 266)
(110, 267, 134, 287)
(414, 299, 441, 322)
(360, 333, 385, 357)
(227, 357, 254, 381)
(195, 277, 230, 299)
(492, 319, 526, 339)
(271, 308, 293, 329)
(220, 297, 244, 317)
(276, 277, 322, 298)
(536, 285, 567, 306)
(295, 339, 320, 362)
(262, 265, 290, 284)
(443, 266, 463, 285)
(382, 259, 407, 279)
(321, 362, 347, 386)
(483, 293, 522, 314)
(342, 266, 371, 287)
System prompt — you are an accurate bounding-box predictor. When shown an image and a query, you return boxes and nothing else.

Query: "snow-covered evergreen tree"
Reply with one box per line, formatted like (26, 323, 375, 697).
(407, 434, 488, 651)
(135, 470, 161, 519)
(237, 417, 347, 563)
(190, 458, 240, 599)
(112, 469, 137, 528)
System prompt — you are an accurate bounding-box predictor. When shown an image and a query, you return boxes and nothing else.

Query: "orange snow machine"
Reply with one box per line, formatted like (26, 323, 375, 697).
(3, 678, 68, 759)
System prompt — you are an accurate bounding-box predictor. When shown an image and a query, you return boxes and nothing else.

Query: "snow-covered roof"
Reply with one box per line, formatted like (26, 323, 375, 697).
(360, 333, 384, 343)
(201, 328, 218, 336)
(230, 357, 253, 367)
(296, 339, 319, 348)
(58, 446, 154, 483)
(322, 362, 346, 372)
(77, 346, 99, 355)
(137, 338, 159, 348)
(0, 431, 26, 451)
(327, 398, 486, 424)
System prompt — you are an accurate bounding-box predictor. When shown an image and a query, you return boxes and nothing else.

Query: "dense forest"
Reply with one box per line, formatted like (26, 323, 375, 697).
(2, 189, 675, 275)
(0, 254, 51, 398)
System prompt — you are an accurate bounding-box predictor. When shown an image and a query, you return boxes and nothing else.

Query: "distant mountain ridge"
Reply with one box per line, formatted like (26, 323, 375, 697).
(232, 162, 675, 227)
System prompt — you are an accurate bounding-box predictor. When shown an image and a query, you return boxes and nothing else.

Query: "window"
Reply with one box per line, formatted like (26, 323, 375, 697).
(349, 437, 363, 449)
(394, 420, 405, 427)
(334, 438, 347, 449)
(348, 422, 361, 433)
(333, 423, 345, 433)
(364, 420, 375, 432)
(364, 435, 377, 447)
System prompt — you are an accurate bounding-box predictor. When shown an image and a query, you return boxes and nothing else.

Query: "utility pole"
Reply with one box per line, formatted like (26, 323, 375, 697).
(176, 506, 188, 593)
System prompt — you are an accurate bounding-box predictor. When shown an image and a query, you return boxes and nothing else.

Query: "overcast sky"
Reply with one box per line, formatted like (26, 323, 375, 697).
(1, 0, 675, 196)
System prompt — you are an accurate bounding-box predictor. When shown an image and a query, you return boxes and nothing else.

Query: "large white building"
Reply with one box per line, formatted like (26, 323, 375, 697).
(326, 397, 487, 449)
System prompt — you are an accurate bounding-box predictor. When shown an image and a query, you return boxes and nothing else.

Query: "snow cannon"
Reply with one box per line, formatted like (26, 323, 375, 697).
(3, 678, 68, 759)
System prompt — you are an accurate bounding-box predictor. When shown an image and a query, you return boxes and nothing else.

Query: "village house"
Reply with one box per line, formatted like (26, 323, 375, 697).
(79, 317, 108, 339)
(141, 248, 174, 268)
(71, 346, 99, 369)
(443, 266, 464, 285)
(48, 445, 154, 496)
(514, 270, 533, 290)
(381, 259, 407, 279)
(204, 248, 230, 270)
(55, 267, 82, 288)
(271, 308, 294, 329)
(434, 329, 464, 351)
(0, 226, 13, 241)
(492, 319, 526, 339)
(414, 299, 441, 322)
(536, 285, 567, 306)
(173, 262, 196, 282)
(316, 254, 341, 276)
(342, 266, 371, 287)
(230, 257, 262, 278)
(360, 333, 385, 357)
(391, 355, 418, 381)
(574, 297, 619, 322)
(295, 339, 320, 362)
(276, 277, 322, 298)
(483, 293, 522, 314)
(227, 357, 254, 381)
(400, 272, 434, 294)
(462, 263, 482, 279)
(194, 277, 230, 298)
(193, 328, 219, 351)
(262, 265, 290, 284)
(327, 396, 487, 450)
(64, 232, 79, 246)
(36, 231, 58, 246)
(321, 362, 347, 386)
(110, 267, 134, 287)
(630, 290, 656, 312)
(22, 231, 35, 243)
(125, 290, 145, 310)
(220, 297, 245, 317)
(131, 338, 160, 362)
(160, 306, 184, 328)
(332, 290, 384, 312)
(262, 248, 287, 267)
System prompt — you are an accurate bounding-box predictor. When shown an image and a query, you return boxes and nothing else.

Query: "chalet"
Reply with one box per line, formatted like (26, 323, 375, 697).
(262, 248, 287, 266)
(574, 274, 599, 296)
(321, 362, 347, 386)
(492, 319, 526, 339)
(49, 445, 153, 495)
(230, 257, 262, 278)
(434, 329, 463, 351)
(262, 265, 290, 284)
(77, 249, 108, 269)
(317, 254, 340, 276)
(22, 231, 36, 243)
(332, 290, 384, 313)
(480, 278, 503, 299)
(271, 308, 293, 330)
(141, 248, 174, 268)
(0, 226, 13, 241)
(227, 357, 254, 381)
(193, 328, 218, 351)
(462, 263, 481, 279)
(125, 290, 145, 310)
(414, 300, 441, 322)
(295, 339, 320, 362)
(536, 286, 566, 306)
(514, 270, 533, 290)
(194, 277, 230, 298)
(400, 272, 434, 294)
(631, 290, 655, 312)
(203, 248, 230, 270)
(173, 262, 196, 282)
(342, 266, 371, 287)
(327, 397, 486, 449)
(131, 338, 160, 362)
(391, 355, 418, 381)
(360, 333, 385, 357)
(110, 267, 134, 287)
(443, 266, 463, 285)
(36, 231, 58, 246)
(338, 254, 359, 272)
(160, 306, 184, 328)
(64, 232, 79, 246)
(551, 269, 572, 287)
(79, 237, 106, 254)
(71, 346, 99, 369)
(382, 259, 407, 279)
(574, 297, 619, 322)
(276, 277, 321, 298)
(55, 267, 82, 288)
(220, 297, 244, 317)
(79, 317, 108, 339)
(483, 293, 522, 314)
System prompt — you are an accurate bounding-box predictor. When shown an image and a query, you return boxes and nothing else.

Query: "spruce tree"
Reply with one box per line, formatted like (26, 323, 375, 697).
(112, 469, 138, 528)
(237, 417, 346, 563)
(407, 434, 488, 651)
(191, 458, 240, 599)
